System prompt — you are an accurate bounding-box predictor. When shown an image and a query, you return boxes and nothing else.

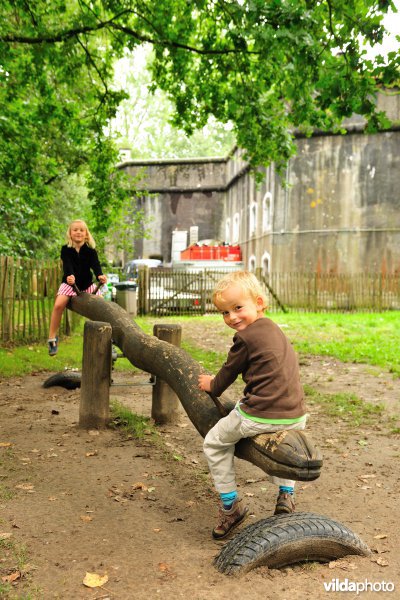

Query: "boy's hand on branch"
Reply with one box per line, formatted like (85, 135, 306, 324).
(98, 275, 107, 284)
(198, 374, 214, 392)
(66, 275, 75, 285)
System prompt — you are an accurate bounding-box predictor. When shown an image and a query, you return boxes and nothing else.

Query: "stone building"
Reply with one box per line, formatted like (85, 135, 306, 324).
(118, 94, 400, 274)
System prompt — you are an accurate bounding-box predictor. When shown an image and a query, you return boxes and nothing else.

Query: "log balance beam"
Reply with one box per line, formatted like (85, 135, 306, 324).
(70, 293, 322, 482)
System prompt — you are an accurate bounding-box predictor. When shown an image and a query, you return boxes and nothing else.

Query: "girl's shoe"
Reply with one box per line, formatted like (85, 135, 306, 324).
(48, 337, 58, 356)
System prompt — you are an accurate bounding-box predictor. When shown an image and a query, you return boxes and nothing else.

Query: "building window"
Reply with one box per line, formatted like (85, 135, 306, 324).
(233, 213, 240, 244)
(248, 255, 256, 272)
(261, 251, 271, 276)
(262, 192, 272, 232)
(249, 202, 257, 237)
(225, 218, 231, 244)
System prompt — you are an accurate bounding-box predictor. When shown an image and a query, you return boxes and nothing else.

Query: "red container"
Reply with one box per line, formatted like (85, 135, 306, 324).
(180, 244, 242, 261)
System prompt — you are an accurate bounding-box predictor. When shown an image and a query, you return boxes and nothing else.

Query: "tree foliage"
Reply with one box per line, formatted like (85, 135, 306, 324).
(1, 0, 399, 256)
(112, 47, 236, 159)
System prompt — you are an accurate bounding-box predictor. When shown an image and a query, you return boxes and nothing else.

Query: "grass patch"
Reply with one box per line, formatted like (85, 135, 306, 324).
(109, 400, 157, 439)
(0, 484, 14, 501)
(1, 312, 399, 378)
(0, 537, 35, 599)
(304, 384, 385, 426)
(181, 341, 225, 373)
(268, 312, 400, 377)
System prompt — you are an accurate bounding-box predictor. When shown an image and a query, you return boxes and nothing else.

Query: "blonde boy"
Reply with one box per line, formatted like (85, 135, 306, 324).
(198, 271, 307, 539)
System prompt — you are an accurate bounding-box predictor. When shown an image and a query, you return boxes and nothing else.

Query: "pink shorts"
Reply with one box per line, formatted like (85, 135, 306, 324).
(57, 283, 102, 296)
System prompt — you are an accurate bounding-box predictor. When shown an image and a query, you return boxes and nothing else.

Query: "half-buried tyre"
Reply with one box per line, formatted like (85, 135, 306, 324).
(215, 512, 370, 575)
(43, 371, 82, 390)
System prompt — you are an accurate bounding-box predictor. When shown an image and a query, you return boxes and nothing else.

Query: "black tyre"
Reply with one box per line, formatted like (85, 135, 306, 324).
(42, 371, 82, 390)
(215, 512, 370, 575)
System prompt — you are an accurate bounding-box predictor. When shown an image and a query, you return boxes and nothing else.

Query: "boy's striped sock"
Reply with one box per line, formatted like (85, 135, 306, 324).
(220, 490, 238, 510)
(279, 485, 294, 495)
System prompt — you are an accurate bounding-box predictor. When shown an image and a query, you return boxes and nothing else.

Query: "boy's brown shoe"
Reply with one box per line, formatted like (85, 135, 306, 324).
(212, 498, 248, 539)
(274, 492, 295, 515)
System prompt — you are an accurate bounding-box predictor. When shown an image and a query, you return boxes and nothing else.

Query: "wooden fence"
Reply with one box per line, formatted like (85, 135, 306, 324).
(0, 255, 75, 344)
(1, 255, 399, 343)
(142, 268, 400, 316)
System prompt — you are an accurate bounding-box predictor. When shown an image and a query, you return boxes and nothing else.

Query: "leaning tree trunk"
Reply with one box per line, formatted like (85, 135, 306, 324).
(69, 294, 322, 481)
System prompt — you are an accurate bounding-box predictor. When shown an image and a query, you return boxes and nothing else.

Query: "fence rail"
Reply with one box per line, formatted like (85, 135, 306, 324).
(1, 255, 399, 344)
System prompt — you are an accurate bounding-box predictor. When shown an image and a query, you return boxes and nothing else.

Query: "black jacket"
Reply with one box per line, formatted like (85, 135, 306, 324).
(60, 244, 103, 290)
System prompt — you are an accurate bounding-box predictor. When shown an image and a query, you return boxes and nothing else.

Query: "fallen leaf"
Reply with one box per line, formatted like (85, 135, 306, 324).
(371, 557, 389, 566)
(48, 496, 58, 501)
(0, 533, 12, 540)
(82, 572, 109, 588)
(0, 442, 12, 448)
(15, 483, 34, 491)
(374, 534, 388, 540)
(1, 570, 21, 584)
(80, 515, 93, 522)
(244, 492, 254, 497)
(85, 450, 98, 457)
(158, 562, 170, 572)
(131, 482, 148, 491)
(328, 559, 357, 570)
(153, 528, 161, 533)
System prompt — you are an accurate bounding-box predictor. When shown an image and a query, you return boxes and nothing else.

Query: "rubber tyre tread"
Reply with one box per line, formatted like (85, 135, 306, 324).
(214, 512, 371, 575)
(42, 371, 82, 390)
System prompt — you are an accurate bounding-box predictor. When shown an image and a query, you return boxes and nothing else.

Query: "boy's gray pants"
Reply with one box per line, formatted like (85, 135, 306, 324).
(203, 406, 307, 494)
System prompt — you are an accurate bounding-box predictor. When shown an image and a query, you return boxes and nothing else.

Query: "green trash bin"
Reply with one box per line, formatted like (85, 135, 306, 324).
(114, 282, 137, 316)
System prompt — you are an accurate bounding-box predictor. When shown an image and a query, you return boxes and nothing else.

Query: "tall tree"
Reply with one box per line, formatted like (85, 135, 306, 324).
(1, 1, 399, 256)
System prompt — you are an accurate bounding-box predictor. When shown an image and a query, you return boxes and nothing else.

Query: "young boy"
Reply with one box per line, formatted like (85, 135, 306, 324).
(198, 271, 307, 539)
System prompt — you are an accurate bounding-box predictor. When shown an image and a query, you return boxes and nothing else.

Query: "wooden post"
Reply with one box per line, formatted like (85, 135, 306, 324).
(152, 323, 182, 424)
(79, 321, 112, 429)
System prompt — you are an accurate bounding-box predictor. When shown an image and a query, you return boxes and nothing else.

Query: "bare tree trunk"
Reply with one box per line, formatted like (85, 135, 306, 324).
(69, 294, 322, 481)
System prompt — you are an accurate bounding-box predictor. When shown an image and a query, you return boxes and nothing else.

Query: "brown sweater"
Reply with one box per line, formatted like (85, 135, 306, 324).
(210, 317, 305, 420)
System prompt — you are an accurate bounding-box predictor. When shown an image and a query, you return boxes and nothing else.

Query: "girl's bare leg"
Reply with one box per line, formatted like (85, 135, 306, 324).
(48, 295, 70, 339)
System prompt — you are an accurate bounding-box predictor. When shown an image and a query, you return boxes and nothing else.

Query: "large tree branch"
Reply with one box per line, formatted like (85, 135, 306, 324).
(1, 14, 260, 55)
(69, 293, 322, 482)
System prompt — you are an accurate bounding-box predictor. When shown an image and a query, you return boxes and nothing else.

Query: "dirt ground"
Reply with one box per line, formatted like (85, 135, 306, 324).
(0, 319, 399, 600)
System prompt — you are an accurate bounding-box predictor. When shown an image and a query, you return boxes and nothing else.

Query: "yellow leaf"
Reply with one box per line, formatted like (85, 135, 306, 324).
(80, 515, 93, 522)
(0, 442, 12, 447)
(82, 572, 108, 588)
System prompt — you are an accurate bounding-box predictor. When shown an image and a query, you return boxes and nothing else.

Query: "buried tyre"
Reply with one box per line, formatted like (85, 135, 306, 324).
(42, 371, 82, 390)
(215, 512, 371, 575)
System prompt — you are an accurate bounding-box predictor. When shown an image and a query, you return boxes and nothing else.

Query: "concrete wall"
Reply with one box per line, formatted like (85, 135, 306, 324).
(120, 157, 227, 261)
(119, 95, 400, 273)
(237, 130, 400, 274)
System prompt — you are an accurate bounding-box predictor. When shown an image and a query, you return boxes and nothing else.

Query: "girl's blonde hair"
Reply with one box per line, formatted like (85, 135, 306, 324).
(66, 220, 96, 248)
(212, 271, 268, 310)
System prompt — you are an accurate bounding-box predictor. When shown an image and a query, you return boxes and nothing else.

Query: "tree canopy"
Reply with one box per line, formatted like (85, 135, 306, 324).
(1, 0, 399, 257)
